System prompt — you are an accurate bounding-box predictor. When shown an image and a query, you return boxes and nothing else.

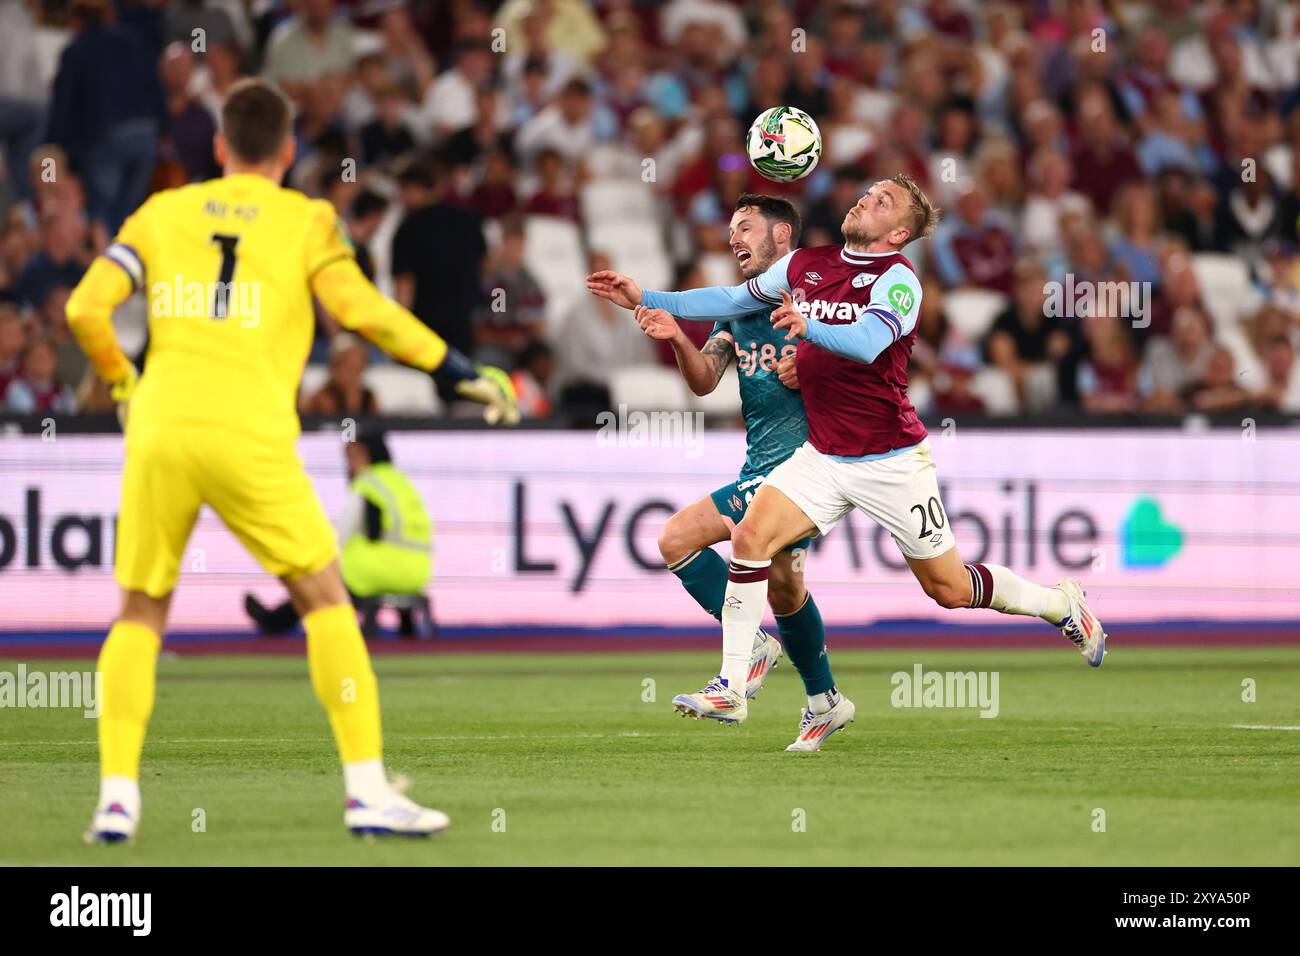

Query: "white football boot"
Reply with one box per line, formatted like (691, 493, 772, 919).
(786, 694, 856, 752)
(84, 800, 138, 844)
(346, 783, 451, 837)
(745, 629, 783, 699)
(1056, 579, 1107, 667)
(671, 676, 748, 724)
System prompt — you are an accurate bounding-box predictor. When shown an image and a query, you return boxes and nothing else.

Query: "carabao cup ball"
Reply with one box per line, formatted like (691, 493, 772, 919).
(747, 106, 822, 183)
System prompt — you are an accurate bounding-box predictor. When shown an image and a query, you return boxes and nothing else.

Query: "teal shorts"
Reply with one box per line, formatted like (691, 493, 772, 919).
(709, 474, 813, 553)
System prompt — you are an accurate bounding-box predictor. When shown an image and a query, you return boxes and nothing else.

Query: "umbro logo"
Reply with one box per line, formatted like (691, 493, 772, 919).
(804, 272, 821, 283)
(852, 272, 878, 289)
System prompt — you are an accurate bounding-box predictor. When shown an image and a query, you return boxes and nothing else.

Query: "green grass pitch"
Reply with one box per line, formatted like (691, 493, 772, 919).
(3, 646, 1299, 866)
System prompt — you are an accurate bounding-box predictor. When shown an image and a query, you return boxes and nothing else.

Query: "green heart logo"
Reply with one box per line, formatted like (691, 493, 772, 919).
(1120, 497, 1183, 567)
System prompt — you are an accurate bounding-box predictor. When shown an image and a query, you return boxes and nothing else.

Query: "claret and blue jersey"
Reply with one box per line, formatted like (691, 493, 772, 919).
(643, 244, 928, 460)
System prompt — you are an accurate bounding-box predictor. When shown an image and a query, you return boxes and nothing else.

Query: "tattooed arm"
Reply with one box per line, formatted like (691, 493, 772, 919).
(634, 304, 734, 396)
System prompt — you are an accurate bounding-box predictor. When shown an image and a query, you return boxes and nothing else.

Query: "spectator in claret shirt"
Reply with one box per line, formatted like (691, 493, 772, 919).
(4, 336, 75, 413)
(468, 149, 520, 222)
(1077, 314, 1141, 414)
(1069, 86, 1144, 217)
(524, 148, 580, 222)
(930, 181, 1018, 293)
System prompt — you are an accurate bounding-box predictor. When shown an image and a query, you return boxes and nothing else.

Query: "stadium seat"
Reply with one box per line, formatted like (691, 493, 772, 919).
(580, 179, 659, 225)
(583, 143, 637, 180)
(970, 366, 1020, 416)
(689, 363, 743, 418)
(524, 214, 588, 331)
(587, 220, 673, 292)
(364, 364, 442, 415)
(608, 364, 695, 412)
(942, 288, 1009, 341)
(1190, 253, 1259, 329)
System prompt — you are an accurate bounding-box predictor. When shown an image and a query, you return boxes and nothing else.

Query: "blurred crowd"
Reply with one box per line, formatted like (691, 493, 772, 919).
(3, 0, 1300, 422)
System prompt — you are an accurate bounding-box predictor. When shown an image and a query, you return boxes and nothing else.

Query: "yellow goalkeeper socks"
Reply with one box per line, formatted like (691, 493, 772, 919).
(304, 604, 383, 765)
(97, 620, 162, 780)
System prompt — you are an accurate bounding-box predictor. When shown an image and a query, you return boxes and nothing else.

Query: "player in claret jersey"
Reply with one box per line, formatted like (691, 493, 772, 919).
(628, 195, 851, 749)
(588, 174, 1106, 748)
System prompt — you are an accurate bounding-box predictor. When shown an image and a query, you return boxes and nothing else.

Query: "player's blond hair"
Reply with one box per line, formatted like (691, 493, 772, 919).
(890, 173, 941, 243)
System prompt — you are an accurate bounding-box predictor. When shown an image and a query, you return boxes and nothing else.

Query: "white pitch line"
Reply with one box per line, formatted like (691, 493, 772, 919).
(1232, 724, 1300, 731)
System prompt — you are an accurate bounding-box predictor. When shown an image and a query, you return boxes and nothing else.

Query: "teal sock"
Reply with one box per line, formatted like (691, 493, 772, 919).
(668, 548, 728, 621)
(776, 593, 835, 695)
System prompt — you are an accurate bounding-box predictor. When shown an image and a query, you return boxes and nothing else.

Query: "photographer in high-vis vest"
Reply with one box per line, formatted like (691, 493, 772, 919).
(245, 432, 433, 636)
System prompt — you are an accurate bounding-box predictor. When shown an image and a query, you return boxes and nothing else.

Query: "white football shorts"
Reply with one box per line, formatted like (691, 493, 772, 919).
(764, 439, 956, 560)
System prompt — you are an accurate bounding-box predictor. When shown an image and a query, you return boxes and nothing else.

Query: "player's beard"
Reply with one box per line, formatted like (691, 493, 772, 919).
(740, 229, 778, 279)
(841, 215, 877, 249)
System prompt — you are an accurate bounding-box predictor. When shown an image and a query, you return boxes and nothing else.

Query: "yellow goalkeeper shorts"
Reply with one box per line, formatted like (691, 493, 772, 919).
(115, 425, 338, 597)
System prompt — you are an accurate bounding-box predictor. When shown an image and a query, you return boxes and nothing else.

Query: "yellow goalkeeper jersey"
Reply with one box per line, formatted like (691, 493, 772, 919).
(67, 173, 449, 441)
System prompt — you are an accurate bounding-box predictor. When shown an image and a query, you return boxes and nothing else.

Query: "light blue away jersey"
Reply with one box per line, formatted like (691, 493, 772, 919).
(710, 309, 808, 481)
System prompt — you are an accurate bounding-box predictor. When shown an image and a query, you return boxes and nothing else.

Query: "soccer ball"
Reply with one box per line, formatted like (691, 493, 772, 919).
(746, 106, 822, 183)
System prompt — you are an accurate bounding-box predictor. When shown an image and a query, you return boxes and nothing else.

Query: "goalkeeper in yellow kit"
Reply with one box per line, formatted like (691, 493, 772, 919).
(67, 80, 517, 842)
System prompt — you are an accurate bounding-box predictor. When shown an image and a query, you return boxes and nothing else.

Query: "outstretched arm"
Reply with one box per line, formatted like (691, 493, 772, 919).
(635, 305, 733, 396)
(588, 251, 795, 320)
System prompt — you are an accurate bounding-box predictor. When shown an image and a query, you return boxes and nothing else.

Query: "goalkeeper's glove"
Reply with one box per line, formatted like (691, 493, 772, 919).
(431, 348, 519, 425)
(109, 363, 139, 431)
